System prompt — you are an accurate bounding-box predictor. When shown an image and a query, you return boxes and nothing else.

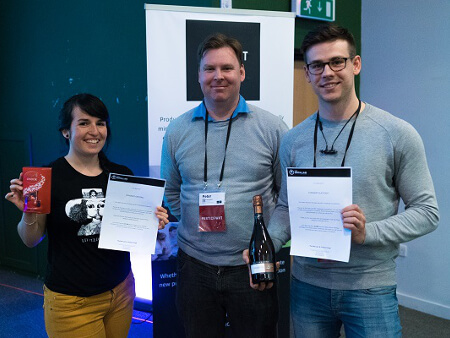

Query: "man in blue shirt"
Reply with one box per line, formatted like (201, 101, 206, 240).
(161, 33, 288, 337)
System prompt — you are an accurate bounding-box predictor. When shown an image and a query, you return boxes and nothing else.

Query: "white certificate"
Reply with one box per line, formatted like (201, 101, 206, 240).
(99, 173, 165, 254)
(287, 167, 352, 262)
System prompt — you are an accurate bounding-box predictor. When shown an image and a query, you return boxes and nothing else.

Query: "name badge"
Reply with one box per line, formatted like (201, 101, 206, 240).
(198, 191, 226, 232)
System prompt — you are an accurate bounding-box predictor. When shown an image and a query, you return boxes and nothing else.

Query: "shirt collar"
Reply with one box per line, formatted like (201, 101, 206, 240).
(192, 95, 251, 121)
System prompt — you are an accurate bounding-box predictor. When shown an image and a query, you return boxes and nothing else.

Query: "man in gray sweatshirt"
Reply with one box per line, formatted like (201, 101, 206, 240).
(269, 25, 439, 337)
(161, 33, 288, 337)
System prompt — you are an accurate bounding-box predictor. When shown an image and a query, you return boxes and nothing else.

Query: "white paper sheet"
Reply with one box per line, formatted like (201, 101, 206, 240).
(287, 167, 352, 262)
(99, 173, 165, 254)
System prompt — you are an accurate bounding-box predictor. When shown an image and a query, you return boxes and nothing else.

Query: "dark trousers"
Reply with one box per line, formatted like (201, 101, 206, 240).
(176, 249, 278, 338)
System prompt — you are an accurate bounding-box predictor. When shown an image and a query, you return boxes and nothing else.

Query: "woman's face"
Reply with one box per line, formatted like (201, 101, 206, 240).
(63, 106, 107, 158)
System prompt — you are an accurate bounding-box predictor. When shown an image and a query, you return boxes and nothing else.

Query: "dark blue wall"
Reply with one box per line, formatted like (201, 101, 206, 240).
(0, 0, 360, 175)
(0, 0, 360, 274)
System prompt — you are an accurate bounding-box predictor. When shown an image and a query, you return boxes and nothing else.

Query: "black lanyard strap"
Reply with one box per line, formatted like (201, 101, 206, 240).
(204, 109, 233, 188)
(313, 100, 361, 167)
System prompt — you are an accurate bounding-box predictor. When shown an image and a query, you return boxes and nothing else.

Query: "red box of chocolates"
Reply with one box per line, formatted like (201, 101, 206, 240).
(22, 167, 52, 214)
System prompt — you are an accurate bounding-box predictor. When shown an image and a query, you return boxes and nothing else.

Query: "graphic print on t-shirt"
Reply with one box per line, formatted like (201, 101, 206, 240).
(64, 188, 105, 237)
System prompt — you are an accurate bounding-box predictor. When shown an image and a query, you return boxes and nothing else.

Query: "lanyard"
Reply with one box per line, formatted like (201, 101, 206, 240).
(203, 109, 233, 189)
(313, 100, 361, 167)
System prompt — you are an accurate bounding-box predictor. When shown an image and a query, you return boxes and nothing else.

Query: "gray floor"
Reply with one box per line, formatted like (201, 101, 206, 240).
(399, 306, 450, 338)
(338, 306, 450, 337)
(1, 266, 449, 337)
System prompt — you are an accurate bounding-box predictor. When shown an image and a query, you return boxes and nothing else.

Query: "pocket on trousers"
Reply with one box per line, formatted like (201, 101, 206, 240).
(44, 285, 86, 312)
(362, 286, 396, 296)
(176, 251, 187, 273)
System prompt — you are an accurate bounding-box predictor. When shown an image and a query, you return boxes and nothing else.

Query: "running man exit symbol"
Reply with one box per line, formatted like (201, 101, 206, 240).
(293, 0, 335, 22)
(304, 0, 312, 14)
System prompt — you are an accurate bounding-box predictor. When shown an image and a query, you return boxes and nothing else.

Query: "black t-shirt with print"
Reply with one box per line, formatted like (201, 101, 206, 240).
(45, 157, 133, 297)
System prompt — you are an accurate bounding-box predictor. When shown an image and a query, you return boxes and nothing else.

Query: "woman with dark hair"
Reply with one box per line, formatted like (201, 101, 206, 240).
(5, 93, 169, 337)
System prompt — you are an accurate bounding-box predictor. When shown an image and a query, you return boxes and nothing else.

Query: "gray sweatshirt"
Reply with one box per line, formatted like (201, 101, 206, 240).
(269, 103, 439, 289)
(161, 100, 288, 266)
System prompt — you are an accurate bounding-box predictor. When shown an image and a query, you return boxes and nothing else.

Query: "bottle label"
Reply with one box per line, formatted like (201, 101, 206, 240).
(251, 262, 274, 274)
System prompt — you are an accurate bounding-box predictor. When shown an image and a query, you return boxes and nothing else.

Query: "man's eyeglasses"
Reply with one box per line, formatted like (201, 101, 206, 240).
(306, 57, 353, 75)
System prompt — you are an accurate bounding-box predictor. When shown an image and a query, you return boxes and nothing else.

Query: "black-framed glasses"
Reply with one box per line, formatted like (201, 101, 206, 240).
(306, 57, 353, 75)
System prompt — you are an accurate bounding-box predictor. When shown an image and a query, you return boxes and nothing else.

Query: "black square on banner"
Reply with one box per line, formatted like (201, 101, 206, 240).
(186, 20, 261, 101)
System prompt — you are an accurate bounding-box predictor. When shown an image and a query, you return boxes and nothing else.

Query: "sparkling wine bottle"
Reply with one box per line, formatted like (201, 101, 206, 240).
(249, 195, 276, 284)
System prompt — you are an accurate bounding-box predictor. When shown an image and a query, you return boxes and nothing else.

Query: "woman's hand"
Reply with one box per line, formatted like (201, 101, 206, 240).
(155, 206, 170, 230)
(5, 173, 25, 211)
(5, 172, 47, 247)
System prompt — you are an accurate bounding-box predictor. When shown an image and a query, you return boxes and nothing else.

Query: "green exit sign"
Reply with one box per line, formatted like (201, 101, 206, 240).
(293, 0, 335, 22)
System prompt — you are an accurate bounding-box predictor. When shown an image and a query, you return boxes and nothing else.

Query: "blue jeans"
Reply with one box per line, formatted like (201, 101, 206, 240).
(291, 277, 402, 338)
(176, 249, 278, 338)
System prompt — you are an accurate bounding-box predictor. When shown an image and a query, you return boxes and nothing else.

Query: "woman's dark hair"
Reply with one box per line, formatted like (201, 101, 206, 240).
(59, 93, 113, 171)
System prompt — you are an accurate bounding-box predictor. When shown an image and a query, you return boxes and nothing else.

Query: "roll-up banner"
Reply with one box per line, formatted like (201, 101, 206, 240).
(145, 4, 295, 176)
(140, 5, 295, 336)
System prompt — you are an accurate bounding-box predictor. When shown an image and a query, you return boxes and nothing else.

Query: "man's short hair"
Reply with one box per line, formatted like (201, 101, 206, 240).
(197, 33, 243, 67)
(300, 24, 357, 62)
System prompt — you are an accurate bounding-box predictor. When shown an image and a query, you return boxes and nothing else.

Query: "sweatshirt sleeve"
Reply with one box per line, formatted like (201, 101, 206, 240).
(364, 124, 439, 246)
(160, 124, 182, 220)
(271, 119, 290, 195)
(268, 132, 293, 252)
